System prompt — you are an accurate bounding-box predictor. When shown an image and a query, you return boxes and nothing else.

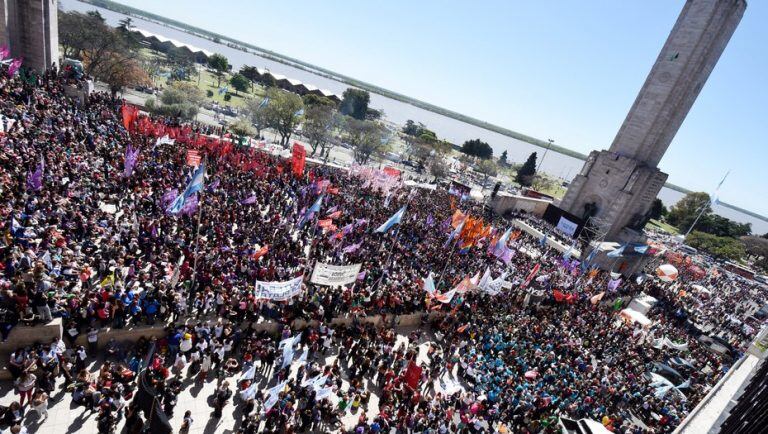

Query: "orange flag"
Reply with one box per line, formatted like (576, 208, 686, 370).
(252, 245, 269, 260)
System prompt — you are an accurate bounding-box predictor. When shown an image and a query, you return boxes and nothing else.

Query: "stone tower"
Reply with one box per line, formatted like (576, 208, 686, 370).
(0, 0, 59, 71)
(558, 0, 746, 243)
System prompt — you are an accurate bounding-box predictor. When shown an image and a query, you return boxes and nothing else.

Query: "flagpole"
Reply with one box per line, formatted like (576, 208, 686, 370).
(436, 238, 459, 292)
(189, 159, 206, 301)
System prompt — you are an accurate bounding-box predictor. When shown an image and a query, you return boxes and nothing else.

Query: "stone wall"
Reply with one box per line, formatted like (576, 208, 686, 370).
(490, 193, 551, 218)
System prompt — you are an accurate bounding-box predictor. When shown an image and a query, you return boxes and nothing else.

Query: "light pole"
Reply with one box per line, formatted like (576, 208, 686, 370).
(536, 138, 554, 174)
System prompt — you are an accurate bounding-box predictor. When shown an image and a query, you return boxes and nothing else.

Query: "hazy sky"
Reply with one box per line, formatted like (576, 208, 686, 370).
(115, 0, 766, 215)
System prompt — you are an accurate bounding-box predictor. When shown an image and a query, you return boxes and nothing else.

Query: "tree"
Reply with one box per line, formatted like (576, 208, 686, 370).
(429, 158, 449, 181)
(239, 65, 260, 93)
(145, 81, 205, 121)
(741, 236, 768, 271)
(302, 94, 337, 109)
(59, 11, 138, 77)
(89, 51, 150, 96)
(264, 87, 304, 148)
(516, 152, 537, 186)
(460, 139, 493, 160)
(498, 150, 509, 168)
(339, 88, 370, 120)
(229, 73, 250, 96)
(476, 159, 498, 188)
(666, 192, 711, 232)
(243, 95, 270, 136)
(208, 53, 229, 87)
(302, 105, 334, 156)
(230, 117, 255, 138)
(649, 198, 666, 221)
(696, 214, 751, 238)
(343, 118, 389, 164)
(686, 231, 745, 260)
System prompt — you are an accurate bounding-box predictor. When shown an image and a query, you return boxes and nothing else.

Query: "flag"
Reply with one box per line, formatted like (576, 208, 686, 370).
(343, 242, 362, 254)
(522, 263, 540, 288)
(7, 57, 22, 77)
(326, 210, 342, 220)
(495, 227, 512, 251)
(241, 195, 258, 205)
(422, 273, 436, 295)
(241, 364, 257, 381)
(252, 245, 269, 260)
(590, 292, 605, 305)
(26, 158, 44, 191)
(356, 271, 366, 280)
(404, 362, 422, 390)
(539, 234, 548, 247)
(291, 143, 306, 178)
(634, 244, 649, 254)
(263, 380, 289, 411)
(298, 194, 324, 228)
(123, 145, 140, 178)
(445, 218, 466, 247)
(375, 206, 406, 233)
(607, 245, 625, 258)
(607, 278, 622, 291)
(563, 243, 575, 260)
(433, 288, 457, 304)
(581, 248, 598, 271)
(155, 135, 175, 148)
(0, 45, 8, 60)
(477, 268, 491, 290)
(426, 214, 435, 227)
(167, 162, 206, 214)
(711, 170, 730, 205)
(185, 149, 201, 167)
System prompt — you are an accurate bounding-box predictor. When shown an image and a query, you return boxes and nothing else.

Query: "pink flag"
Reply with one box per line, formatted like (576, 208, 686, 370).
(7, 57, 22, 77)
(0, 45, 9, 61)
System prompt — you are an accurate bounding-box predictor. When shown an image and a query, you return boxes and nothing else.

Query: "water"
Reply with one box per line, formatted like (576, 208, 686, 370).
(60, 0, 768, 235)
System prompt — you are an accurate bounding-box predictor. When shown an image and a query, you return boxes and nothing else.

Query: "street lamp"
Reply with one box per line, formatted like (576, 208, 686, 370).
(536, 138, 554, 174)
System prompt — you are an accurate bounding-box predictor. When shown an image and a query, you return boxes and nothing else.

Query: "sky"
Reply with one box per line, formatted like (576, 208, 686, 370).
(116, 0, 767, 216)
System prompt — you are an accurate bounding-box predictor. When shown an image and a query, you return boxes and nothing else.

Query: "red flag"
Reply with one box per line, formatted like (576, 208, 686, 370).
(292, 143, 306, 178)
(317, 219, 333, 229)
(522, 263, 540, 288)
(326, 210, 342, 220)
(553, 290, 566, 302)
(252, 245, 269, 260)
(404, 361, 422, 390)
(121, 104, 136, 130)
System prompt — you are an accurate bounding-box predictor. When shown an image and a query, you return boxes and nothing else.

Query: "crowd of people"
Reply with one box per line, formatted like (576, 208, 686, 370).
(0, 64, 765, 434)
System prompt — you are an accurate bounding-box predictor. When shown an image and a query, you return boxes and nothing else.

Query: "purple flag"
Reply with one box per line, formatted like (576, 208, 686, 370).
(178, 193, 198, 216)
(122, 144, 140, 178)
(440, 217, 451, 231)
(160, 188, 179, 209)
(355, 218, 367, 227)
(26, 159, 44, 191)
(607, 278, 622, 291)
(343, 242, 362, 254)
(341, 224, 354, 235)
(426, 214, 435, 227)
(326, 205, 338, 215)
(7, 57, 22, 77)
(356, 271, 367, 281)
(207, 178, 220, 191)
(241, 195, 258, 205)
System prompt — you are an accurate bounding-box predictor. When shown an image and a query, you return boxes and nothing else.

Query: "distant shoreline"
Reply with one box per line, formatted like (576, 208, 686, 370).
(77, 0, 768, 224)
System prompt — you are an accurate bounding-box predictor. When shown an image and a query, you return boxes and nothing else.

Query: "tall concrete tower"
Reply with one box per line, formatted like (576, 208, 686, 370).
(559, 0, 746, 243)
(0, 0, 59, 71)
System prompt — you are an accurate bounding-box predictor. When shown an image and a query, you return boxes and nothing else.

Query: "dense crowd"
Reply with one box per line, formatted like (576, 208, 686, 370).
(0, 66, 765, 434)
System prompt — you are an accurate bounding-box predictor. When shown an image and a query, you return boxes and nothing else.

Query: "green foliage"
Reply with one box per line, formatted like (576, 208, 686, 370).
(207, 53, 229, 87)
(223, 93, 232, 102)
(696, 214, 751, 238)
(146, 81, 205, 121)
(460, 139, 493, 160)
(516, 152, 537, 186)
(229, 73, 250, 95)
(498, 150, 509, 167)
(206, 89, 214, 98)
(475, 159, 498, 187)
(343, 118, 389, 164)
(339, 88, 370, 120)
(666, 192, 711, 231)
(741, 236, 768, 271)
(302, 94, 337, 108)
(230, 117, 255, 138)
(686, 231, 746, 260)
(649, 198, 666, 221)
(242, 95, 269, 135)
(302, 105, 334, 156)
(264, 87, 304, 147)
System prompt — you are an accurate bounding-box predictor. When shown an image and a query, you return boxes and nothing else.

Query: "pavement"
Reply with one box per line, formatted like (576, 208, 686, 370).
(0, 326, 445, 434)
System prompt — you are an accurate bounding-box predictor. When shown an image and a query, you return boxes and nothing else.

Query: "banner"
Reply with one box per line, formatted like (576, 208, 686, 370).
(404, 361, 422, 390)
(555, 216, 578, 238)
(254, 276, 304, 301)
(522, 263, 541, 288)
(292, 142, 306, 178)
(310, 263, 362, 286)
(186, 149, 201, 167)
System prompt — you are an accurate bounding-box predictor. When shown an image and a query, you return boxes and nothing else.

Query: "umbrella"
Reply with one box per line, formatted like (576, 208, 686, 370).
(656, 264, 679, 282)
(524, 370, 539, 380)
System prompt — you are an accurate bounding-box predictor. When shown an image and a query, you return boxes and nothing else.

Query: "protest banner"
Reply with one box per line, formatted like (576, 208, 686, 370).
(404, 361, 422, 390)
(186, 149, 201, 167)
(254, 276, 304, 301)
(311, 263, 362, 286)
(292, 142, 306, 178)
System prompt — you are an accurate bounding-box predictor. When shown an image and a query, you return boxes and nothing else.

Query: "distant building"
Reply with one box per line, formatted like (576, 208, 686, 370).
(0, 0, 59, 71)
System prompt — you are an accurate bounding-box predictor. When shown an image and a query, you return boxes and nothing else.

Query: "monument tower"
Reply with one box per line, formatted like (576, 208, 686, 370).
(0, 0, 59, 71)
(558, 0, 746, 244)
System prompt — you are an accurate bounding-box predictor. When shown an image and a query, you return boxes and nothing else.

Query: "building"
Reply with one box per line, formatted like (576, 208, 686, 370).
(558, 0, 746, 250)
(0, 0, 59, 71)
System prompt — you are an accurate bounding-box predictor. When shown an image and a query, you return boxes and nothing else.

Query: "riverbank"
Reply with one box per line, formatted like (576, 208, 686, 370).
(75, 0, 768, 227)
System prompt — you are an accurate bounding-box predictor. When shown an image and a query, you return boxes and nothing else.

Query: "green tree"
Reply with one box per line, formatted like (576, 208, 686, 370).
(229, 73, 250, 96)
(264, 87, 304, 148)
(696, 214, 751, 238)
(239, 65, 260, 92)
(302, 105, 334, 156)
(207, 53, 229, 87)
(339, 88, 370, 120)
(302, 94, 337, 108)
(460, 139, 493, 160)
(516, 152, 537, 186)
(344, 118, 389, 164)
(429, 158, 449, 181)
(476, 159, 498, 188)
(741, 236, 768, 271)
(243, 95, 270, 136)
(666, 192, 711, 232)
(686, 231, 745, 260)
(649, 198, 666, 221)
(230, 116, 255, 138)
(145, 81, 205, 121)
(498, 150, 509, 167)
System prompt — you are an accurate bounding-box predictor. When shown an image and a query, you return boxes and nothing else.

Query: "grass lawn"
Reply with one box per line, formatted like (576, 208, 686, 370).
(649, 219, 680, 234)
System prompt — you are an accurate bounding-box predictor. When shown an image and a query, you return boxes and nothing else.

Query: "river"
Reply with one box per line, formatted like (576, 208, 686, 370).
(60, 0, 768, 234)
